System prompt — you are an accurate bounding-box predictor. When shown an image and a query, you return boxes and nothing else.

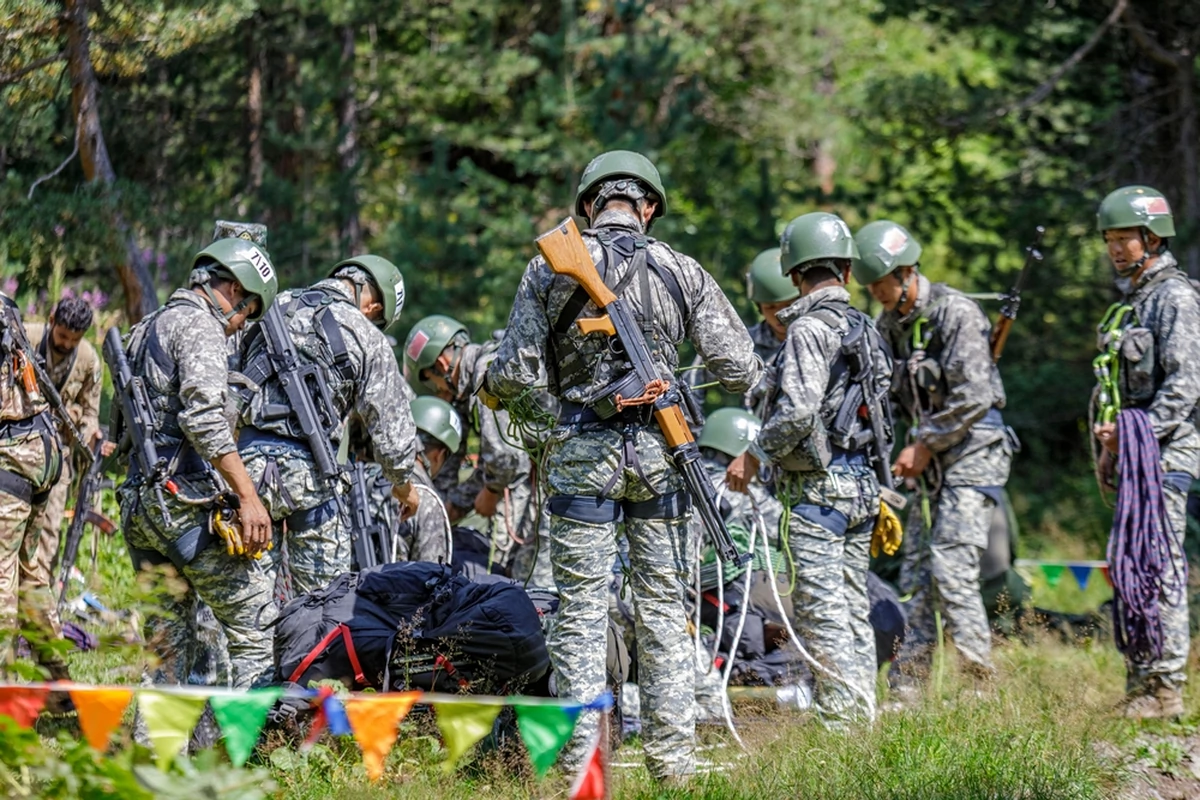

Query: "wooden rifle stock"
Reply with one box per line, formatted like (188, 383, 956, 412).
(536, 219, 617, 307)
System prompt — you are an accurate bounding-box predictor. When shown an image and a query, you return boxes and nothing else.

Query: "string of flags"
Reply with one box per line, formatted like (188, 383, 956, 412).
(1013, 559, 1111, 591)
(0, 682, 613, 798)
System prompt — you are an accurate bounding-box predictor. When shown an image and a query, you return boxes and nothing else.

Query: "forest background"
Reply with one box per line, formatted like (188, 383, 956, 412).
(2, 0, 1199, 554)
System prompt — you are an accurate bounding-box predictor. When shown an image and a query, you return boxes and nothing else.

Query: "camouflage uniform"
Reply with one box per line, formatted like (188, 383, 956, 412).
(879, 274, 1013, 686)
(487, 206, 761, 779)
(685, 319, 783, 413)
(394, 461, 451, 563)
(1104, 251, 1200, 693)
(236, 278, 417, 596)
(750, 286, 885, 725)
(25, 322, 102, 608)
(117, 289, 278, 688)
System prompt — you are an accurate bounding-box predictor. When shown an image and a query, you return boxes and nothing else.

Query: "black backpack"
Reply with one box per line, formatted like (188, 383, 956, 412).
(272, 562, 549, 694)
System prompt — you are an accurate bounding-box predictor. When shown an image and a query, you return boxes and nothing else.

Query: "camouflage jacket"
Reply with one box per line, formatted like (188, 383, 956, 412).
(1111, 252, 1200, 476)
(877, 275, 1009, 482)
(25, 322, 102, 447)
(397, 461, 451, 563)
(239, 279, 416, 487)
(0, 306, 48, 423)
(685, 319, 783, 411)
(487, 207, 762, 408)
(125, 289, 237, 463)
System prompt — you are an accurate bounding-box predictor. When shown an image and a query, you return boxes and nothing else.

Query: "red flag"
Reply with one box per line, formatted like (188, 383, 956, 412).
(0, 687, 49, 727)
(569, 731, 605, 800)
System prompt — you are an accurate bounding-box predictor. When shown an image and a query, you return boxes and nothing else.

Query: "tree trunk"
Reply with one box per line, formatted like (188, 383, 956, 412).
(64, 0, 157, 321)
(247, 24, 264, 195)
(1174, 65, 1199, 277)
(336, 24, 363, 254)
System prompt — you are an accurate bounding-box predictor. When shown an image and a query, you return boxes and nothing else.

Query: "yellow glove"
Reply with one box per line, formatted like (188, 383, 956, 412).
(476, 378, 502, 411)
(871, 500, 904, 558)
(213, 508, 246, 557)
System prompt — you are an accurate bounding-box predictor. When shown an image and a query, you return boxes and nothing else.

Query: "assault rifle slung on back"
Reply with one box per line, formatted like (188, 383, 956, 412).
(990, 225, 1045, 362)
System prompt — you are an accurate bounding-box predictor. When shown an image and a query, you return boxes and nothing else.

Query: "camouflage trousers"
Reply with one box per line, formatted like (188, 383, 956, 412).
(32, 458, 71, 615)
(506, 479, 555, 589)
(0, 416, 64, 672)
(119, 476, 279, 689)
(783, 463, 879, 726)
(546, 424, 695, 781)
(1126, 474, 1191, 694)
(241, 438, 344, 597)
(892, 485, 998, 685)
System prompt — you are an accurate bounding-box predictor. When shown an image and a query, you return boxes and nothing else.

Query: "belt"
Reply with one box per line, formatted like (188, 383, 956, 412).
(557, 401, 653, 428)
(977, 407, 1005, 428)
(238, 426, 309, 451)
(828, 446, 869, 469)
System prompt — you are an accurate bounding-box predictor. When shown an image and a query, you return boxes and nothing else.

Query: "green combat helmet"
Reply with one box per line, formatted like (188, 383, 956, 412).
(852, 220, 922, 285)
(1097, 186, 1175, 238)
(746, 247, 798, 304)
(191, 238, 278, 321)
(574, 150, 668, 220)
(330, 255, 405, 330)
(697, 407, 763, 459)
(404, 314, 469, 385)
(779, 212, 859, 277)
(411, 395, 464, 452)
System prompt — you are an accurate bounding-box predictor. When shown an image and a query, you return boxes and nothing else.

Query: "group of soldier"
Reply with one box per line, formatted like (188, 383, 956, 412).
(0, 142, 1196, 783)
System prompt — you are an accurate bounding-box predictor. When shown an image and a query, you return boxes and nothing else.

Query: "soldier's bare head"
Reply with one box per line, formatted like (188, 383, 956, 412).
(48, 297, 94, 355)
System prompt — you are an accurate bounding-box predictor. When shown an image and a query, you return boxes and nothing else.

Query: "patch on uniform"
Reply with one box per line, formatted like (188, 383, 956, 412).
(407, 330, 429, 361)
(880, 228, 909, 256)
(1134, 196, 1170, 216)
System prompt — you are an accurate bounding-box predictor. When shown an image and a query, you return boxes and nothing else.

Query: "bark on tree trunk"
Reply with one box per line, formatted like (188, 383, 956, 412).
(336, 25, 363, 254)
(247, 24, 264, 195)
(64, 0, 157, 321)
(1174, 66, 1199, 278)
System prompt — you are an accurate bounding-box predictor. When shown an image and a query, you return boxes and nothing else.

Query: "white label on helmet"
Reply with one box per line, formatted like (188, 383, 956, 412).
(1134, 196, 1170, 216)
(735, 416, 762, 442)
(448, 408, 464, 439)
(395, 281, 405, 312)
(407, 330, 429, 360)
(880, 228, 908, 256)
(820, 218, 852, 241)
(247, 247, 274, 282)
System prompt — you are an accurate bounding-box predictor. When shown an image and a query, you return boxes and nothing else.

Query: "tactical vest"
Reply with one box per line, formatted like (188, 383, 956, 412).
(127, 299, 192, 455)
(549, 227, 686, 400)
(899, 283, 967, 415)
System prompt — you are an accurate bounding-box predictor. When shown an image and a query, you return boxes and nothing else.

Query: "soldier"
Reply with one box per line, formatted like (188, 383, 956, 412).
(393, 396, 462, 563)
(728, 212, 889, 726)
(851, 219, 1014, 699)
(26, 298, 114, 611)
(1091, 187, 1200, 719)
(117, 239, 278, 689)
(484, 150, 762, 781)
(235, 255, 418, 596)
(685, 247, 798, 413)
(403, 317, 535, 573)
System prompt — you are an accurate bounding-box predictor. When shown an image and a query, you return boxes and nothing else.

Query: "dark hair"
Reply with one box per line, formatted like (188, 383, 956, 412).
(52, 297, 94, 332)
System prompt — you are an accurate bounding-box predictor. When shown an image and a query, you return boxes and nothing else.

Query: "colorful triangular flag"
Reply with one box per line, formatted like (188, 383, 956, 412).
(210, 687, 284, 767)
(0, 686, 48, 727)
(514, 702, 581, 778)
(345, 692, 420, 781)
(435, 701, 502, 772)
(1100, 565, 1112, 587)
(138, 690, 209, 769)
(1068, 565, 1092, 591)
(1041, 564, 1065, 588)
(568, 730, 605, 800)
(70, 688, 133, 750)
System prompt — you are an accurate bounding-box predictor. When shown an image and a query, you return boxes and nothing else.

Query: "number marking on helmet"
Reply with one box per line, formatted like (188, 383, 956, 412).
(248, 248, 274, 282)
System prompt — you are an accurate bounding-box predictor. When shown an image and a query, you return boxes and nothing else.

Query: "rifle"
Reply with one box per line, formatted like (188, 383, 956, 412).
(989, 225, 1045, 362)
(347, 461, 391, 569)
(0, 309, 94, 467)
(103, 327, 172, 523)
(841, 325, 907, 511)
(258, 303, 342, 480)
(535, 218, 750, 566)
(57, 441, 106, 612)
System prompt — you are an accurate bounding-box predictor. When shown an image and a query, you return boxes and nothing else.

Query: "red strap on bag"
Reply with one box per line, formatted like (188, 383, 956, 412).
(289, 623, 367, 686)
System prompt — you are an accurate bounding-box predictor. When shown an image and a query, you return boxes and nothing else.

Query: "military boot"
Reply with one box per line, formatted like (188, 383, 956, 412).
(1122, 679, 1184, 721)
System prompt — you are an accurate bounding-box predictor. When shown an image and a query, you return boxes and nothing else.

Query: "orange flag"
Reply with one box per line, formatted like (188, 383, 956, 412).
(70, 688, 134, 750)
(344, 692, 421, 781)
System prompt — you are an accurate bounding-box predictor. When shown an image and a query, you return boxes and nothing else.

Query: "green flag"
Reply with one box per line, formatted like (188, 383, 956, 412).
(1042, 564, 1065, 588)
(210, 688, 285, 767)
(513, 703, 580, 777)
(435, 701, 501, 771)
(139, 690, 208, 769)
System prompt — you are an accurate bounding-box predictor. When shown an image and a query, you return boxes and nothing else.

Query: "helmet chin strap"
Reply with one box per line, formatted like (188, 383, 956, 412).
(896, 267, 917, 308)
(1114, 228, 1164, 278)
(195, 269, 247, 323)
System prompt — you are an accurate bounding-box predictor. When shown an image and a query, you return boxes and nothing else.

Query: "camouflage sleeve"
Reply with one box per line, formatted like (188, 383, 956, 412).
(681, 352, 714, 392)
(355, 329, 417, 486)
(1148, 283, 1200, 442)
(173, 316, 239, 462)
(750, 319, 836, 466)
(412, 492, 451, 563)
(916, 297, 996, 453)
(476, 402, 531, 491)
(488, 259, 550, 400)
(678, 254, 762, 393)
(78, 343, 102, 446)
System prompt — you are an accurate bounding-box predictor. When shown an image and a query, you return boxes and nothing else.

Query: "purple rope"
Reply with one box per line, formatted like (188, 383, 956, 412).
(1107, 408, 1187, 663)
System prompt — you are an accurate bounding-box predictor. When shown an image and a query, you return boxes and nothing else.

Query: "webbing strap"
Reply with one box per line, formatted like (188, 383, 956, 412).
(0, 468, 32, 505)
(288, 622, 366, 686)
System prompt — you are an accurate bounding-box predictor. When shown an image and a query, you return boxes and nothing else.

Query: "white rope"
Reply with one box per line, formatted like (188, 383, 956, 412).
(410, 483, 453, 564)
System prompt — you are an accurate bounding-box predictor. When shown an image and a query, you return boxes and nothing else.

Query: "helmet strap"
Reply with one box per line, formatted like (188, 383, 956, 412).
(1115, 228, 1159, 278)
(897, 266, 917, 308)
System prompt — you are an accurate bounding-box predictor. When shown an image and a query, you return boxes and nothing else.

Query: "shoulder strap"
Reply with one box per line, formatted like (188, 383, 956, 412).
(315, 307, 355, 383)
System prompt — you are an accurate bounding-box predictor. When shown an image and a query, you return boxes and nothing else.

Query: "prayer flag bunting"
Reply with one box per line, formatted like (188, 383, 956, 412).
(70, 687, 133, 750)
(569, 730, 605, 800)
(345, 692, 420, 781)
(436, 701, 502, 771)
(514, 702, 582, 777)
(210, 687, 285, 767)
(1069, 565, 1092, 590)
(1041, 564, 1065, 587)
(139, 690, 209, 769)
(0, 686, 48, 727)
(1100, 565, 1112, 586)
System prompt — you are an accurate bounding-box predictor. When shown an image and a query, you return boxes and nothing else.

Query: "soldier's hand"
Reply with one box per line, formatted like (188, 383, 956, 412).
(1093, 422, 1119, 455)
(892, 442, 933, 480)
(238, 493, 273, 556)
(726, 452, 759, 495)
(100, 440, 116, 458)
(474, 486, 500, 518)
(1096, 448, 1116, 490)
(393, 481, 420, 521)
